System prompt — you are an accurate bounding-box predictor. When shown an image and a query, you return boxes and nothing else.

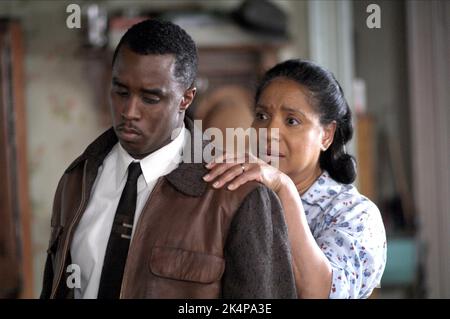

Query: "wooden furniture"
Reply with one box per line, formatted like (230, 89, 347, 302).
(0, 19, 33, 298)
(356, 114, 377, 201)
(191, 44, 281, 120)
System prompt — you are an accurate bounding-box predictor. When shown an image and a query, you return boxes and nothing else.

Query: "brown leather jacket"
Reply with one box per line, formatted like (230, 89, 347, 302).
(41, 118, 297, 299)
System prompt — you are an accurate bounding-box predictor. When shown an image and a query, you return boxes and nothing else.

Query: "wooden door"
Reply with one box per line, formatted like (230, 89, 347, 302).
(0, 19, 33, 298)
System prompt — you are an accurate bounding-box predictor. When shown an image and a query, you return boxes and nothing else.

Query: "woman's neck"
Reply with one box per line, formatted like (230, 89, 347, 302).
(293, 166, 323, 195)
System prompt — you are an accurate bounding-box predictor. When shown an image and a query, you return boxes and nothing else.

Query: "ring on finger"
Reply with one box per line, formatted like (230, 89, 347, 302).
(240, 164, 246, 174)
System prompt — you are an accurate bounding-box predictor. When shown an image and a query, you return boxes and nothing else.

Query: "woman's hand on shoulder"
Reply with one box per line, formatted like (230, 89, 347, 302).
(203, 152, 288, 194)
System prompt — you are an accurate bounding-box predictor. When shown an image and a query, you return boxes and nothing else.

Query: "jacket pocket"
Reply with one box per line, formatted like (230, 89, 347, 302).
(149, 246, 225, 284)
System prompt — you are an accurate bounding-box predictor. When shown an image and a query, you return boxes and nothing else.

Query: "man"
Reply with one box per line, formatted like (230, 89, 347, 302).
(41, 19, 297, 299)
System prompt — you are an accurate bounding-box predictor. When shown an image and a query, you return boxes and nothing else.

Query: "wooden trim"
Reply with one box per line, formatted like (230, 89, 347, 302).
(0, 19, 33, 298)
(10, 21, 33, 299)
(356, 114, 376, 201)
(0, 20, 20, 298)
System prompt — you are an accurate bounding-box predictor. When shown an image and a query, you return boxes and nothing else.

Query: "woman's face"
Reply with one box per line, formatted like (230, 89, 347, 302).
(252, 77, 335, 183)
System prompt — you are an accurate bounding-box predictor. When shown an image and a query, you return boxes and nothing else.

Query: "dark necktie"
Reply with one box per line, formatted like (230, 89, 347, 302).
(97, 162, 142, 299)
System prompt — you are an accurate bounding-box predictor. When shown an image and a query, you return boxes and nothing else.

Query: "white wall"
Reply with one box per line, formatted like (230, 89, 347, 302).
(353, 0, 411, 203)
(407, 0, 450, 298)
(0, 0, 108, 297)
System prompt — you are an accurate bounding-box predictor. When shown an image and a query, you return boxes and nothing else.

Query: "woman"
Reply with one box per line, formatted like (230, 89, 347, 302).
(203, 59, 387, 299)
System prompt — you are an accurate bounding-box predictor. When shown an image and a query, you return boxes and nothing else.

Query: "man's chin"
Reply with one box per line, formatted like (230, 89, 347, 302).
(119, 139, 140, 155)
(118, 140, 156, 160)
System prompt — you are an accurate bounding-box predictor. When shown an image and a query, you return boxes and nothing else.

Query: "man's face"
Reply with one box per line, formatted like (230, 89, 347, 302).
(110, 47, 195, 159)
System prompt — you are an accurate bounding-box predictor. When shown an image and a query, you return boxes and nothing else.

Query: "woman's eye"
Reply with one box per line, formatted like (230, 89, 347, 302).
(116, 91, 129, 97)
(255, 112, 268, 121)
(286, 117, 300, 126)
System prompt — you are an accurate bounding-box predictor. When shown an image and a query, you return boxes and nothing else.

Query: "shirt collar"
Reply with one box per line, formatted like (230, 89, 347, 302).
(115, 125, 186, 187)
(300, 170, 344, 209)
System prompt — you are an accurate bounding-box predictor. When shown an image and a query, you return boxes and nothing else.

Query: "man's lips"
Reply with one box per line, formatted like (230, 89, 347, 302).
(121, 127, 140, 134)
(117, 124, 142, 141)
(117, 123, 141, 134)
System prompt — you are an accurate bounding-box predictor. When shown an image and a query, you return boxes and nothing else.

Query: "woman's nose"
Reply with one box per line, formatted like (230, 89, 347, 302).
(266, 119, 281, 141)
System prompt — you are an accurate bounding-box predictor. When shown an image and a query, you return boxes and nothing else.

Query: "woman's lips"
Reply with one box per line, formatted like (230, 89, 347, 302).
(262, 150, 286, 165)
(266, 150, 285, 157)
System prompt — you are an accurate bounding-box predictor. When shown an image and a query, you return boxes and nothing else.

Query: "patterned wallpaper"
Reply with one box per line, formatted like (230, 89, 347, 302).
(1, 1, 110, 297)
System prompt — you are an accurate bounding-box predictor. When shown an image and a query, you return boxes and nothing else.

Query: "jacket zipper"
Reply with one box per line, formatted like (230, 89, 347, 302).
(50, 160, 89, 299)
(119, 177, 164, 299)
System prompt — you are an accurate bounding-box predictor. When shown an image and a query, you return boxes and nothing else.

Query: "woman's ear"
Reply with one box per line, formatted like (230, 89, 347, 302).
(321, 121, 337, 151)
(179, 87, 197, 112)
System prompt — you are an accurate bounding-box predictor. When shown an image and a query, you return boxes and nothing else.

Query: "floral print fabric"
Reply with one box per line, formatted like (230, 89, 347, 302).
(301, 171, 387, 298)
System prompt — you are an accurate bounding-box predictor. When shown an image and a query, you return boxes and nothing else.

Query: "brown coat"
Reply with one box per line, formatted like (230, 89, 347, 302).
(41, 118, 297, 299)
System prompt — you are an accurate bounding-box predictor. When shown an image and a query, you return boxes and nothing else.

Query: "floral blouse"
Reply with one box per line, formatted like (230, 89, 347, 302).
(301, 171, 387, 299)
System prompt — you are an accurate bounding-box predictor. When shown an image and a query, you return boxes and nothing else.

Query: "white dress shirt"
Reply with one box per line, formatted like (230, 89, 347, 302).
(71, 126, 186, 299)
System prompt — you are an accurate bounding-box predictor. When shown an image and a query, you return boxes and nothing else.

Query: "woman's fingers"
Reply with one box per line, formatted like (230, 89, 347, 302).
(206, 153, 238, 169)
(210, 163, 248, 189)
(204, 152, 284, 193)
(203, 162, 238, 182)
(204, 153, 248, 177)
(227, 168, 258, 190)
(206, 151, 255, 168)
(203, 152, 266, 189)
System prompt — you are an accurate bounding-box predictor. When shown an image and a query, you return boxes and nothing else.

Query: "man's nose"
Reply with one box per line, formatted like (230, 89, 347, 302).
(121, 96, 140, 120)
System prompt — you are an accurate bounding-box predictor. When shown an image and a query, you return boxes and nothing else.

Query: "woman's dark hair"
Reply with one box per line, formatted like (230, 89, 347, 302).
(255, 59, 356, 184)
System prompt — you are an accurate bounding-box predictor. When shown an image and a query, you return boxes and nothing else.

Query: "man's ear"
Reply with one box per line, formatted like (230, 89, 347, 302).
(180, 87, 197, 112)
(321, 121, 337, 151)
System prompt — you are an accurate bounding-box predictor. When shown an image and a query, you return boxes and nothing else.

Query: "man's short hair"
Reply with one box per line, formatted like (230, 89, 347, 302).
(112, 19, 198, 89)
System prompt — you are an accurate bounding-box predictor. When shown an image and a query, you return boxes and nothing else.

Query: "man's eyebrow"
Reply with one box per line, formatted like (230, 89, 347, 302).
(112, 77, 127, 88)
(140, 88, 165, 96)
(112, 77, 165, 96)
